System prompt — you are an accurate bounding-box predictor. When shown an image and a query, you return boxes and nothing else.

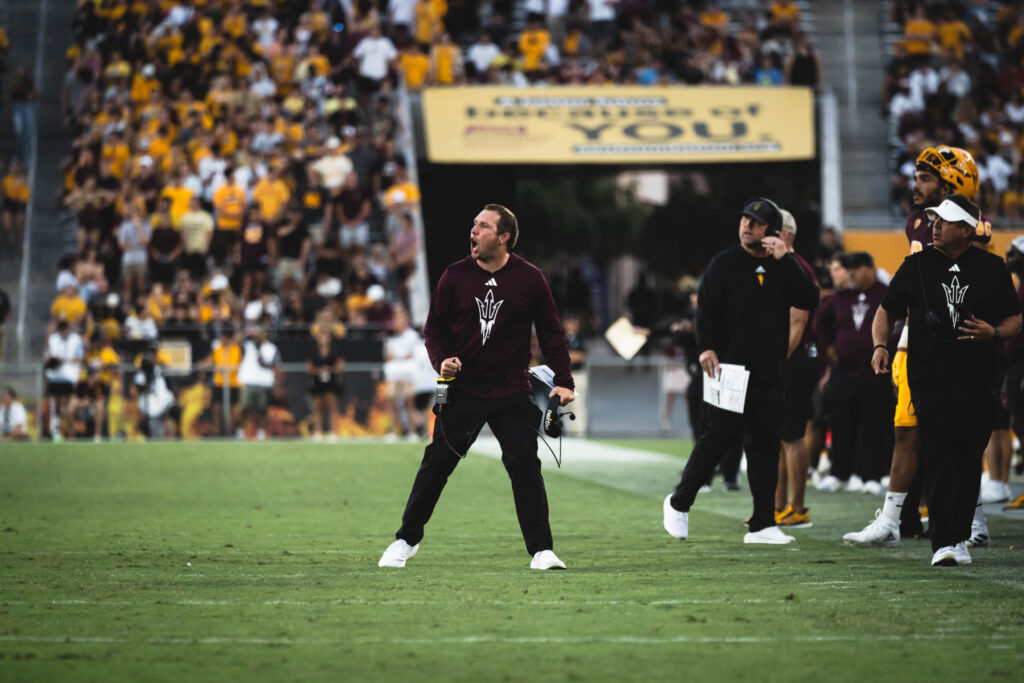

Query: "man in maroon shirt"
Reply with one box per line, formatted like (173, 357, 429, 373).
(813, 252, 893, 493)
(378, 204, 576, 570)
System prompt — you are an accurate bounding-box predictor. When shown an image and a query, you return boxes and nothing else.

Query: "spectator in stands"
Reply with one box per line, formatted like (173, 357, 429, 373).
(465, 32, 501, 81)
(238, 325, 280, 440)
(202, 324, 241, 438)
(51, 283, 87, 329)
(148, 200, 182, 287)
(785, 33, 822, 90)
(430, 32, 464, 85)
(117, 205, 149, 306)
(239, 206, 275, 302)
(0, 387, 28, 441)
(2, 160, 28, 251)
(45, 317, 84, 441)
(337, 170, 372, 255)
(275, 206, 311, 291)
(180, 196, 214, 281)
(10, 65, 37, 165)
(308, 329, 344, 441)
(399, 41, 431, 90)
(352, 23, 398, 95)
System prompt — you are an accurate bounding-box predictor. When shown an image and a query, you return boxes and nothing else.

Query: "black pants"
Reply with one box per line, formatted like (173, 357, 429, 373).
(915, 392, 992, 551)
(396, 391, 552, 555)
(670, 394, 783, 532)
(827, 369, 895, 482)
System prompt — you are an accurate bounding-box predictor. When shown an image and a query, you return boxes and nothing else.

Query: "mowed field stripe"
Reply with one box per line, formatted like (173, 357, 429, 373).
(0, 633, 1017, 646)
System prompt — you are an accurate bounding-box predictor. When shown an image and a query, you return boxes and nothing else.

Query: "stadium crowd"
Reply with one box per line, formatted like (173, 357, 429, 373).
(35, 0, 823, 443)
(886, 0, 1024, 221)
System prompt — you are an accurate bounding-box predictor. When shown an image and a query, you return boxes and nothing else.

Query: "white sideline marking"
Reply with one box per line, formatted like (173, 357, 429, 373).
(468, 436, 674, 466)
(0, 591, 950, 608)
(0, 633, 1013, 647)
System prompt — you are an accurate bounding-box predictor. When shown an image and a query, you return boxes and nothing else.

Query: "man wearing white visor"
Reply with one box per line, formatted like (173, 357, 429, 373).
(869, 193, 1022, 566)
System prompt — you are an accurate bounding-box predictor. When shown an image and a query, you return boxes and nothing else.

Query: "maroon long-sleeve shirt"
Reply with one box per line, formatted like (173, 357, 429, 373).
(423, 252, 574, 400)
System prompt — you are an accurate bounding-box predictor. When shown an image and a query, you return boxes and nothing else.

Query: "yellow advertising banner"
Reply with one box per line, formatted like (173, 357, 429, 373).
(422, 86, 815, 164)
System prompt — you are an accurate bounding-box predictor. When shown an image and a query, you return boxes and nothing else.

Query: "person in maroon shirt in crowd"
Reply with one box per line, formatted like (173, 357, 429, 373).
(814, 252, 894, 494)
(378, 204, 576, 571)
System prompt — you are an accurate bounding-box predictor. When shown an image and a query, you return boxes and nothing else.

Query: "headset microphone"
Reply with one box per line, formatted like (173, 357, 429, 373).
(543, 394, 576, 439)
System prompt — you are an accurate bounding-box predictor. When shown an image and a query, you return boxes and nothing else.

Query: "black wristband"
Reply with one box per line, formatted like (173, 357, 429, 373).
(873, 344, 888, 353)
(993, 329, 1002, 341)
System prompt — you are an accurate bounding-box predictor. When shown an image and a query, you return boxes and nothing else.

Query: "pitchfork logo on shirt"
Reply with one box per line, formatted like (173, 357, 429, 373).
(942, 276, 969, 330)
(852, 293, 869, 331)
(475, 289, 504, 345)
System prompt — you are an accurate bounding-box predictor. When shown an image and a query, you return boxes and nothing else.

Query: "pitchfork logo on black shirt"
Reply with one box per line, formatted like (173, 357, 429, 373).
(475, 289, 504, 345)
(942, 276, 969, 330)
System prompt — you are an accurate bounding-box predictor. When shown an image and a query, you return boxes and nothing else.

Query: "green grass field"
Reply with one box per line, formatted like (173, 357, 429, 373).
(2, 439, 1023, 682)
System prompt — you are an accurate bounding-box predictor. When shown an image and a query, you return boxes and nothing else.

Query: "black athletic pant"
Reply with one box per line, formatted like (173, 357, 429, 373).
(670, 393, 783, 533)
(396, 391, 552, 555)
(827, 369, 895, 482)
(915, 392, 992, 552)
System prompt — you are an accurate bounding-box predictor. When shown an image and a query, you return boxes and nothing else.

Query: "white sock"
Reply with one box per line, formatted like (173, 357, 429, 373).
(881, 491, 907, 523)
(974, 490, 986, 524)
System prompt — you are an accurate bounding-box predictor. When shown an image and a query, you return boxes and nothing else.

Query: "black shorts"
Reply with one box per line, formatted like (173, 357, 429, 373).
(781, 347, 817, 442)
(211, 386, 240, 404)
(47, 381, 73, 397)
(310, 380, 337, 396)
(414, 391, 433, 411)
(3, 198, 25, 214)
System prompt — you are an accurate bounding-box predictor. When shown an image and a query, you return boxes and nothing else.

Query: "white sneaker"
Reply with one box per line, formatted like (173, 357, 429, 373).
(842, 509, 900, 547)
(743, 526, 795, 544)
(980, 479, 1009, 504)
(530, 549, 566, 570)
(816, 474, 840, 493)
(953, 542, 973, 564)
(698, 484, 713, 494)
(312, 432, 324, 442)
(845, 474, 864, 493)
(862, 480, 882, 496)
(967, 518, 990, 548)
(880, 475, 891, 489)
(663, 494, 688, 539)
(257, 428, 267, 441)
(378, 539, 419, 568)
(931, 545, 959, 566)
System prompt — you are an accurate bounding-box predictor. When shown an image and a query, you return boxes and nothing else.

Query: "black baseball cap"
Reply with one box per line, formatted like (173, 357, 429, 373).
(741, 198, 781, 231)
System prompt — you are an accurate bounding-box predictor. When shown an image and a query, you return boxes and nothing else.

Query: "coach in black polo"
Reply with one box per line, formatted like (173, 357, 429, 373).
(662, 198, 819, 545)
(872, 193, 1021, 566)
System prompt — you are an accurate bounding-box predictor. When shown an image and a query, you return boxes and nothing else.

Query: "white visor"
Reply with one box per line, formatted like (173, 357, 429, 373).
(925, 198, 979, 228)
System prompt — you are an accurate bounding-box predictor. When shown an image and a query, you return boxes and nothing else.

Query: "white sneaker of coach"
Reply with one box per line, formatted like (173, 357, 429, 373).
(953, 541, 973, 565)
(663, 494, 688, 539)
(530, 549, 566, 570)
(378, 539, 418, 568)
(931, 545, 958, 566)
(743, 526, 795, 544)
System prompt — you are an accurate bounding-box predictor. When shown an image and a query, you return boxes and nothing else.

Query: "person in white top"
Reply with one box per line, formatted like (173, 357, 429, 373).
(383, 309, 425, 436)
(312, 137, 354, 195)
(466, 32, 502, 80)
(388, 0, 416, 32)
(45, 318, 85, 440)
(237, 326, 280, 440)
(0, 387, 29, 440)
(352, 24, 398, 93)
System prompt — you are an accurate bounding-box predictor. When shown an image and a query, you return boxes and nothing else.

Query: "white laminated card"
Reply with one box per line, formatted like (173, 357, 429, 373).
(702, 363, 749, 414)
